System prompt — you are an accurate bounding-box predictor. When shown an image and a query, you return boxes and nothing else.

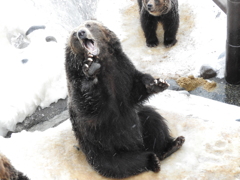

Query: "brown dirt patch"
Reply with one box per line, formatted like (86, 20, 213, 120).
(177, 75, 217, 91)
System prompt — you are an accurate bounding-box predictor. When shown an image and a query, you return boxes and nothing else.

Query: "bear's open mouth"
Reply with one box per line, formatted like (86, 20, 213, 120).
(82, 38, 99, 56)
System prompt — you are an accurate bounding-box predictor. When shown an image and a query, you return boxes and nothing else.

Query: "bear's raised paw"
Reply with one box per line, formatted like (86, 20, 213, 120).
(82, 57, 101, 77)
(146, 78, 169, 93)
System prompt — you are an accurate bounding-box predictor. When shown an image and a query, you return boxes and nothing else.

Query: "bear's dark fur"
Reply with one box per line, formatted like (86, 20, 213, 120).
(0, 153, 29, 180)
(138, 0, 179, 47)
(65, 20, 184, 179)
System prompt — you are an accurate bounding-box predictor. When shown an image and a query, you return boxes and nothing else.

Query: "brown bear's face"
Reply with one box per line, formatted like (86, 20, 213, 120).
(142, 0, 172, 16)
(68, 20, 117, 56)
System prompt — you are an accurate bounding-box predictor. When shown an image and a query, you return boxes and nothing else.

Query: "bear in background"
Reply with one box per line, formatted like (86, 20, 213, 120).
(0, 153, 29, 180)
(138, 0, 179, 47)
(65, 20, 185, 179)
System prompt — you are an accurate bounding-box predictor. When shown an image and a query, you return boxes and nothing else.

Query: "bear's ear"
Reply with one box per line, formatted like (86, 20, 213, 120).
(104, 29, 122, 51)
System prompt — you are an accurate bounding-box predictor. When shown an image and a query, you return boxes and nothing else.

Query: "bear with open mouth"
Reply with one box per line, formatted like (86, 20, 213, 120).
(138, 0, 179, 47)
(65, 20, 185, 179)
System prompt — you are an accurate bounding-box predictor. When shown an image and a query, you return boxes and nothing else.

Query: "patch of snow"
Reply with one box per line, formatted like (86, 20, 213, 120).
(0, 0, 94, 136)
(0, 28, 67, 136)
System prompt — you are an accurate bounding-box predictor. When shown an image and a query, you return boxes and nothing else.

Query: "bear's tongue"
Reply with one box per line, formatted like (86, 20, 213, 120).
(85, 39, 95, 52)
(84, 39, 98, 56)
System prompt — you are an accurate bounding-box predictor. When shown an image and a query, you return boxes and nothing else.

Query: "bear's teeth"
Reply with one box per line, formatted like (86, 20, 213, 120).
(88, 54, 93, 57)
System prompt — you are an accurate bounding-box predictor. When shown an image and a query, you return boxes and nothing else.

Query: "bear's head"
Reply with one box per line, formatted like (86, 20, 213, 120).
(142, 0, 172, 16)
(68, 20, 121, 57)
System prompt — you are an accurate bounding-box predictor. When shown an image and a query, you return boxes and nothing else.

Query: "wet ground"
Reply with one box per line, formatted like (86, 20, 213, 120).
(191, 78, 240, 106)
(168, 77, 240, 107)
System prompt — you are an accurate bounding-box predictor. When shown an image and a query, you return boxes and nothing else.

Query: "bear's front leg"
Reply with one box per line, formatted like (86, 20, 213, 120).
(162, 9, 179, 47)
(163, 29, 178, 48)
(145, 78, 169, 94)
(140, 11, 159, 47)
(82, 53, 101, 78)
(131, 73, 170, 103)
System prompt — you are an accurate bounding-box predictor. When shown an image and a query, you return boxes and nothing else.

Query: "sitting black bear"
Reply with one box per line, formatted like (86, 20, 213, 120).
(65, 20, 185, 179)
(137, 0, 179, 47)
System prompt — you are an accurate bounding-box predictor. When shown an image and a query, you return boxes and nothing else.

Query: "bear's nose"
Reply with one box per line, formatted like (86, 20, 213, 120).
(147, 4, 153, 10)
(78, 30, 86, 39)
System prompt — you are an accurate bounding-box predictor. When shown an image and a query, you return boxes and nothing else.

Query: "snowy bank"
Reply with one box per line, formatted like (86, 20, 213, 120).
(0, 0, 98, 136)
(0, 90, 240, 180)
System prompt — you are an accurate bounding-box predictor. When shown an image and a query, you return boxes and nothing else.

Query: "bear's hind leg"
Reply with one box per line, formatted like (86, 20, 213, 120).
(159, 136, 185, 160)
(138, 106, 184, 160)
(88, 151, 160, 178)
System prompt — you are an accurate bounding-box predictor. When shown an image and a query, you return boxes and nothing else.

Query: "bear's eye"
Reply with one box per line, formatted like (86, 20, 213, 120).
(72, 32, 78, 39)
(85, 24, 91, 28)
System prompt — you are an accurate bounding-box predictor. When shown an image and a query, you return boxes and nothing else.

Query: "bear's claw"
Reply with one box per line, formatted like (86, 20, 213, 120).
(148, 154, 161, 173)
(159, 136, 185, 160)
(87, 52, 94, 58)
(146, 39, 159, 48)
(82, 53, 101, 77)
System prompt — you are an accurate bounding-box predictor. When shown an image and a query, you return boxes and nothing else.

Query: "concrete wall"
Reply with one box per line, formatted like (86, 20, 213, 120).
(213, 0, 227, 13)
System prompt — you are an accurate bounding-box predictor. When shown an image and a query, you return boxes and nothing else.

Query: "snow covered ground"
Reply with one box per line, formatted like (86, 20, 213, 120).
(1, 92, 240, 180)
(1, 0, 240, 179)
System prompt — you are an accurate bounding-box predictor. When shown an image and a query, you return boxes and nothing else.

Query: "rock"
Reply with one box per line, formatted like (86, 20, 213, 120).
(28, 110, 69, 132)
(200, 65, 217, 79)
(10, 33, 29, 49)
(45, 36, 57, 42)
(25, 25, 46, 36)
(11, 98, 68, 136)
(21, 59, 28, 64)
(218, 52, 225, 59)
